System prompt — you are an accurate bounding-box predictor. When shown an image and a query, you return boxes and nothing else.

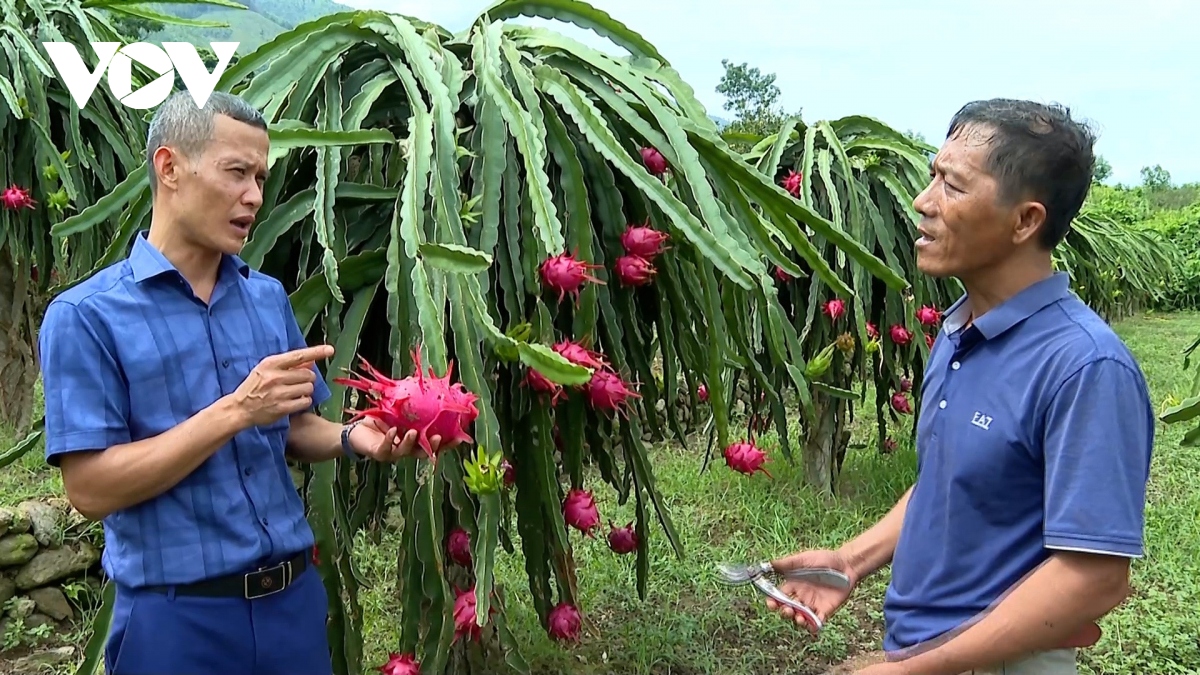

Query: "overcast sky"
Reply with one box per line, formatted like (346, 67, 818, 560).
(332, 0, 1197, 187)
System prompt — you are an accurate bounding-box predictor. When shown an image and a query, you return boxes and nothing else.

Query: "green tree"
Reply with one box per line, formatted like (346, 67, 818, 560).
(1141, 164, 1172, 191)
(1093, 155, 1112, 183)
(715, 59, 799, 148)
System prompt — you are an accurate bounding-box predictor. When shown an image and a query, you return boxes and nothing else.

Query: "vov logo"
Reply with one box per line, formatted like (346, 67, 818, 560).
(40, 42, 238, 110)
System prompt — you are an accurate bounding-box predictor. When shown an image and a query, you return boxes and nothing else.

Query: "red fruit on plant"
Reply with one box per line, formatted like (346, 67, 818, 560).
(539, 251, 604, 304)
(552, 339, 608, 371)
(620, 224, 670, 259)
(586, 369, 641, 414)
(866, 322, 880, 340)
(891, 392, 912, 415)
(697, 383, 709, 402)
(548, 602, 583, 641)
(883, 437, 898, 454)
(916, 305, 942, 326)
(333, 347, 480, 460)
(781, 169, 803, 196)
(453, 586, 484, 642)
(889, 324, 913, 345)
(640, 147, 668, 176)
(525, 367, 565, 406)
(900, 377, 912, 393)
(822, 298, 846, 321)
(501, 459, 516, 486)
(1, 185, 35, 210)
(926, 332, 936, 349)
(723, 441, 772, 478)
(607, 521, 638, 554)
(563, 488, 601, 536)
(448, 527, 472, 567)
(377, 652, 421, 675)
(614, 254, 656, 286)
(774, 265, 793, 283)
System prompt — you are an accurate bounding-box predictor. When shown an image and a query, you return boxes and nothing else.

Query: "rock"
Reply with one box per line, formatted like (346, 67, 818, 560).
(25, 612, 57, 635)
(655, 399, 666, 413)
(0, 575, 14, 605)
(6, 507, 32, 535)
(0, 507, 12, 537)
(7, 595, 35, 618)
(29, 587, 73, 621)
(45, 498, 71, 514)
(13, 646, 76, 671)
(0, 534, 39, 567)
(14, 541, 100, 590)
(18, 501, 63, 548)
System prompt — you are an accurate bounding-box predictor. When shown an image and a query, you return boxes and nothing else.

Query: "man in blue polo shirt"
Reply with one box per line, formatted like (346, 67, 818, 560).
(764, 99, 1154, 675)
(37, 91, 454, 674)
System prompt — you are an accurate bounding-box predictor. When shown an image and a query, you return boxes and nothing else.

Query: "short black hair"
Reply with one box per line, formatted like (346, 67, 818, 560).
(946, 99, 1097, 249)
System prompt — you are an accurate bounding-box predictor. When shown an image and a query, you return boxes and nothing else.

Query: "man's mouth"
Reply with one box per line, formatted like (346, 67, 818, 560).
(230, 216, 254, 233)
(916, 226, 936, 246)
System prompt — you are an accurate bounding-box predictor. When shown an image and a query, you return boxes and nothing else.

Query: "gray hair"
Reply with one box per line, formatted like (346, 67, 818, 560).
(145, 90, 267, 195)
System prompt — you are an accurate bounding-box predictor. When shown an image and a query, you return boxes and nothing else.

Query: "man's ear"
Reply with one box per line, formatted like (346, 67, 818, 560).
(1012, 200, 1048, 246)
(152, 146, 184, 192)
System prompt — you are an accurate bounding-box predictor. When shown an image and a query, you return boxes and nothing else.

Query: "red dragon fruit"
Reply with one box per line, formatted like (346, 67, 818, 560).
(377, 652, 421, 675)
(882, 437, 898, 454)
(866, 322, 880, 340)
(548, 602, 582, 641)
(781, 170, 802, 197)
(774, 265, 794, 283)
(501, 459, 516, 487)
(723, 441, 772, 478)
(525, 367, 566, 406)
(916, 305, 941, 326)
(900, 377, 912, 392)
(640, 147, 668, 176)
(620, 223, 670, 259)
(563, 488, 601, 536)
(540, 251, 604, 304)
(697, 383, 709, 402)
(607, 521, 638, 554)
(614, 254, 656, 286)
(926, 332, 935, 349)
(447, 527, 472, 567)
(586, 369, 641, 415)
(822, 298, 846, 322)
(452, 586, 487, 642)
(552, 339, 609, 371)
(1, 185, 35, 210)
(891, 392, 912, 415)
(334, 347, 480, 460)
(889, 324, 913, 345)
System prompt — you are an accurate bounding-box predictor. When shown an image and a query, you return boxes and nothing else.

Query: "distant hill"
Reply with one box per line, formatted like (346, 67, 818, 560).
(138, 0, 349, 53)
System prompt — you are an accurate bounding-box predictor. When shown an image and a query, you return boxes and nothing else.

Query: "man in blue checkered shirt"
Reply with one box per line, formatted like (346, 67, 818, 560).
(37, 90, 454, 675)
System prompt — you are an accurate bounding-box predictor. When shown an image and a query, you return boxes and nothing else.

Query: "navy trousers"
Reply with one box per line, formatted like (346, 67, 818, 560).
(105, 562, 332, 675)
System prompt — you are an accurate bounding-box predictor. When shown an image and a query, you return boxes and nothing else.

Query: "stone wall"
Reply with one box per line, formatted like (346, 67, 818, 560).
(0, 498, 102, 651)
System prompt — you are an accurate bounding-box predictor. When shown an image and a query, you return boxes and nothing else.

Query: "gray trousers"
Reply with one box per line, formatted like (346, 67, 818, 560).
(965, 648, 1077, 674)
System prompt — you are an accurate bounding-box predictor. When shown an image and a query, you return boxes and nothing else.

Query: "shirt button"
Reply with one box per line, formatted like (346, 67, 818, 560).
(223, 359, 230, 368)
(261, 518, 269, 526)
(939, 400, 947, 409)
(244, 467, 252, 476)
(952, 361, 960, 370)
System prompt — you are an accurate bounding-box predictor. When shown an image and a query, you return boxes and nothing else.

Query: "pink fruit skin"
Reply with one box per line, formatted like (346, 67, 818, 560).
(866, 322, 879, 340)
(640, 147, 668, 175)
(723, 441, 772, 478)
(501, 459, 516, 487)
(563, 488, 601, 536)
(377, 652, 421, 675)
(525, 367, 565, 405)
(548, 602, 582, 641)
(607, 521, 638, 554)
(453, 587, 483, 642)
(916, 305, 941, 326)
(781, 170, 802, 196)
(774, 266, 793, 282)
(448, 527, 472, 567)
(889, 324, 913, 345)
(822, 298, 846, 321)
(552, 340, 609, 371)
(586, 370, 640, 415)
(891, 392, 912, 414)
(697, 383, 709, 402)
(540, 251, 603, 304)
(614, 254, 656, 286)
(620, 225, 670, 259)
(1, 185, 35, 210)
(900, 378, 912, 393)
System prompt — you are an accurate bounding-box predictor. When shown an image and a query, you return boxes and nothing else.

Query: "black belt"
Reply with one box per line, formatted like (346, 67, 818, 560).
(144, 549, 311, 600)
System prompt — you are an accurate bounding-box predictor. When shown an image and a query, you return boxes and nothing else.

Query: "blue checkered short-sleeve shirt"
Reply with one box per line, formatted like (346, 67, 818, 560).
(39, 232, 331, 588)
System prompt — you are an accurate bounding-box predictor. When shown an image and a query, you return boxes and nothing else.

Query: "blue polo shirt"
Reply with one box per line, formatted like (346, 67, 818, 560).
(38, 232, 332, 588)
(883, 272, 1154, 652)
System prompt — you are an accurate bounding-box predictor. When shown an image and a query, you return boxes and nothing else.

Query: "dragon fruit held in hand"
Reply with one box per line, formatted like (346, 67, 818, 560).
(376, 652, 420, 675)
(586, 369, 641, 415)
(1, 185, 35, 210)
(724, 441, 772, 478)
(548, 602, 582, 641)
(447, 527, 471, 567)
(333, 346, 479, 460)
(620, 223, 670, 260)
(607, 521, 638, 554)
(540, 251, 604, 304)
(614, 254, 656, 286)
(563, 488, 601, 536)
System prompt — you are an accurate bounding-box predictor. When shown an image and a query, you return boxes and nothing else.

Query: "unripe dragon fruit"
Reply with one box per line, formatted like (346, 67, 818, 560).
(525, 366, 565, 406)
(586, 369, 641, 415)
(1, 185, 35, 210)
(334, 347, 479, 460)
(563, 488, 601, 536)
(552, 339, 608, 371)
(916, 305, 941, 326)
(547, 602, 582, 641)
(822, 298, 846, 321)
(452, 586, 487, 642)
(889, 324, 913, 345)
(614, 254, 656, 286)
(781, 169, 802, 197)
(620, 224, 670, 259)
(377, 652, 420, 675)
(723, 441, 772, 478)
(540, 251, 603, 304)
(640, 147, 668, 176)
(447, 527, 472, 567)
(891, 392, 912, 415)
(607, 521, 638, 554)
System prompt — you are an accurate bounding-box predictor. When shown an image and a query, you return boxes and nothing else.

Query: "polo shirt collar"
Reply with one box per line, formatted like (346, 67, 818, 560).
(129, 230, 250, 284)
(942, 271, 1072, 340)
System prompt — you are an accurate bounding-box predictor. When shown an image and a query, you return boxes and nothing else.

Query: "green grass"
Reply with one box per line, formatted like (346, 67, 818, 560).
(4, 312, 1200, 674)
